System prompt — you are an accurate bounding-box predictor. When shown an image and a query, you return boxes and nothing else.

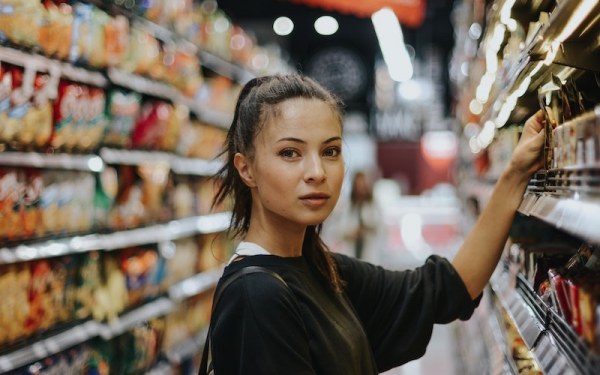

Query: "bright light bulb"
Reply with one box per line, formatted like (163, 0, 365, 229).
(314, 16, 338, 35)
(273, 16, 294, 36)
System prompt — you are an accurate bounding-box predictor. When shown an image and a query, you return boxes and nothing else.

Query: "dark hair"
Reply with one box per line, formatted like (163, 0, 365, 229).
(212, 74, 344, 292)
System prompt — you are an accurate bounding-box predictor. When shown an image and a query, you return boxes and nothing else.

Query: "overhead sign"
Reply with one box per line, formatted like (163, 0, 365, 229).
(290, 0, 427, 28)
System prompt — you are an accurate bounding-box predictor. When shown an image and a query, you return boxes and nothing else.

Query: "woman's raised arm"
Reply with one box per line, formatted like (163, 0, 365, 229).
(451, 110, 552, 298)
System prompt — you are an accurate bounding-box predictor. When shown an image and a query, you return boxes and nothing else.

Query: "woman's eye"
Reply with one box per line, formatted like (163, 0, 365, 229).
(323, 147, 341, 157)
(279, 149, 299, 158)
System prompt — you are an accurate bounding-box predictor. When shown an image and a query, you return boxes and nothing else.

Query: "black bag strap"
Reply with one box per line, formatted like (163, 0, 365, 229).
(199, 266, 289, 375)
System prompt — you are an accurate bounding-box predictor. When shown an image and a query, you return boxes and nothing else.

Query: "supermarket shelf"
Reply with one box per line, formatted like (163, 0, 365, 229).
(165, 327, 209, 365)
(0, 152, 104, 172)
(517, 193, 600, 244)
(478, 0, 600, 128)
(199, 50, 255, 84)
(490, 266, 600, 375)
(0, 46, 108, 87)
(0, 212, 232, 264)
(169, 268, 222, 302)
(0, 269, 219, 373)
(107, 68, 181, 101)
(0, 320, 100, 373)
(490, 269, 545, 351)
(100, 148, 223, 175)
(487, 300, 519, 375)
(98, 298, 173, 340)
(185, 100, 233, 129)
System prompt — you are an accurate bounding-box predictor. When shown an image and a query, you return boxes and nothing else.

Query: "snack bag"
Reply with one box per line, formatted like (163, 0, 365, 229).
(51, 80, 81, 151)
(0, 63, 12, 145)
(80, 87, 108, 151)
(39, 0, 73, 60)
(0, 0, 44, 47)
(22, 169, 44, 239)
(69, 2, 94, 64)
(103, 89, 141, 148)
(131, 100, 172, 150)
(105, 15, 129, 67)
(22, 71, 58, 149)
(5, 65, 34, 147)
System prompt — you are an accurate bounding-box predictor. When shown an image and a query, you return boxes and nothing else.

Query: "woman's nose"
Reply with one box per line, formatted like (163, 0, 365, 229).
(304, 154, 326, 183)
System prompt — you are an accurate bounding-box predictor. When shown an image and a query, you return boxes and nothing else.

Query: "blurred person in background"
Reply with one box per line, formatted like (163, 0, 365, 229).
(331, 170, 385, 263)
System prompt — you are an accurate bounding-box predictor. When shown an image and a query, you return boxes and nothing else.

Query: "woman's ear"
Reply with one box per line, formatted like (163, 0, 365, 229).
(234, 152, 256, 187)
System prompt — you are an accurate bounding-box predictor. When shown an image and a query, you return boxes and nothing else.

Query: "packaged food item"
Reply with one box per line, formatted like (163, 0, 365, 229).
(80, 87, 108, 151)
(51, 80, 82, 151)
(69, 2, 94, 64)
(39, 1, 73, 61)
(22, 169, 44, 239)
(0, 263, 31, 348)
(74, 251, 101, 320)
(105, 15, 129, 67)
(119, 247, 159, 306)
(0, 0, 44, 47)
(0, 63, 13, 147)
(119, 26, 161, 77)
(165, 237, 199, 287)
(103, 89, 141, 148)
(131, 100, 176, 151)
(93, 166, 118, 230)
(25, 71, 57, 149)
(0, 168, 21, 243)
(109, 165, 145, 230)
(92, 253, 127, 322)
(40, 170, 62, 235)
(5, 64, 35, 148)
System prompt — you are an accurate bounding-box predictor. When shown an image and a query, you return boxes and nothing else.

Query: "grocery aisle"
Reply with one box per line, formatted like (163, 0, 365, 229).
(370, 192, 465, 375)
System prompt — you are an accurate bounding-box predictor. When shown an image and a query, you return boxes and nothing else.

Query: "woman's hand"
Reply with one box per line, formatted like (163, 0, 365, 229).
(506, 109, 556, 179)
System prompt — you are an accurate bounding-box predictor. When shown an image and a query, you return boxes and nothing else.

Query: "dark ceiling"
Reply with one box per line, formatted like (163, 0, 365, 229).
(216, 0, 456, 116)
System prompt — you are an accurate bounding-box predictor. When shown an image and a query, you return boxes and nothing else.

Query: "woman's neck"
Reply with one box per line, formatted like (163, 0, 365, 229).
(244, 219, 305, 257)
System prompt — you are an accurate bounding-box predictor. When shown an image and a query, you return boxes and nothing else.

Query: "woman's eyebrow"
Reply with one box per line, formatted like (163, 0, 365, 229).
(276, 137, 306, 144)
(276, 136, 341, 144)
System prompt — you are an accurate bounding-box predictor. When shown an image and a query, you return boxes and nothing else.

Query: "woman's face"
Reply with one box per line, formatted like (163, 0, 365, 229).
(244, 97, 344, 229)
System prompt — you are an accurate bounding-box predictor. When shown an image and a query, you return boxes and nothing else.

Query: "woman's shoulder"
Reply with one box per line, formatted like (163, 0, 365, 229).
(217, 257, 296, 308)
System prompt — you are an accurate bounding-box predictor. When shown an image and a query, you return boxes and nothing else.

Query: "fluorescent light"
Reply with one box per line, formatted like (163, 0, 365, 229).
(314, 16, 338, 35)
(273, 16, 294, 36)
(372, 8, 413, 82)
(555, 0, 596, 43)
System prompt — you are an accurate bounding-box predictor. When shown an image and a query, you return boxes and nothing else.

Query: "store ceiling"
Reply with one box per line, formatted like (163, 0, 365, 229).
(216, 0, 456, 115)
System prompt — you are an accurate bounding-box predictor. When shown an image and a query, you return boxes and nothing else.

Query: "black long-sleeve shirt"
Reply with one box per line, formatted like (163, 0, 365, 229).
(209, 253, 480, 374)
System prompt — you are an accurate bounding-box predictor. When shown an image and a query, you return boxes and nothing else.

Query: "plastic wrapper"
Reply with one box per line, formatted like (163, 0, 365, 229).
(104, 89, 141, 148)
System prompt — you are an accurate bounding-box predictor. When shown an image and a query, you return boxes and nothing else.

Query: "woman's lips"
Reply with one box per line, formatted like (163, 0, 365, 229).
(300, 193, 330, 208)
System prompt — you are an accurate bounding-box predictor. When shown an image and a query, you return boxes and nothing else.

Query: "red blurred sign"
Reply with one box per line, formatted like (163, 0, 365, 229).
(290, 0, 427, 28)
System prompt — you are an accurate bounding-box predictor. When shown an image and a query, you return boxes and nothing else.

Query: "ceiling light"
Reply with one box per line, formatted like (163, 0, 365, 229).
(371, 8, 413, 82)
(273, 16, 294, 36)
(314, 16, 338, 36)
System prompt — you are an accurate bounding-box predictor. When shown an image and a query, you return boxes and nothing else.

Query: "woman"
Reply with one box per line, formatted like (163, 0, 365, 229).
(202, 74, 548, 374)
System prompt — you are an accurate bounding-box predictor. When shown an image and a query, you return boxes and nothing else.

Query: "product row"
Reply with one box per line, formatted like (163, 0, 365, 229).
(0, 232, 228, 352)
(0, 60, 230, 153)
(0, 0, 266, 83)
(506, 241, 600, 355)
(0, 166, 227, 246)
(9, 292, 212, 374)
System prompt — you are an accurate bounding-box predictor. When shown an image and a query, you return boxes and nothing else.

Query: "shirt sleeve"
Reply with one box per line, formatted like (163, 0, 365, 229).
(211, 272, 315, 375)
(333, 253, 481, 372)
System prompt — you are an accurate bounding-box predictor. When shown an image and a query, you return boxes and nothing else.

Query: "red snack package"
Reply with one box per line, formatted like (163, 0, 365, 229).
(548, 269, 572, 322)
